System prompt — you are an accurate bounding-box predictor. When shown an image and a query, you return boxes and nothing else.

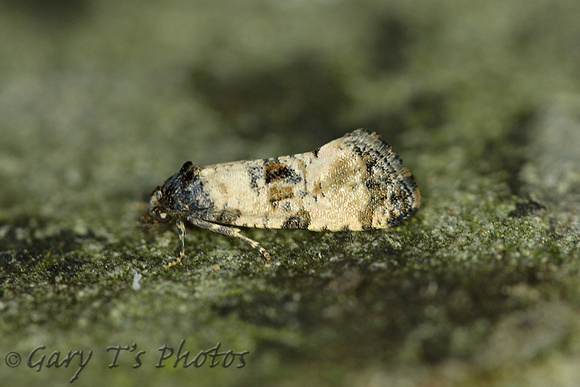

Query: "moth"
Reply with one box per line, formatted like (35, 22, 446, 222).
(148, 129, 421, 267)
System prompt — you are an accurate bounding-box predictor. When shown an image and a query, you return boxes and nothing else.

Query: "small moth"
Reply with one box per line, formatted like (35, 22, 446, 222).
(148, 129, 420, 267)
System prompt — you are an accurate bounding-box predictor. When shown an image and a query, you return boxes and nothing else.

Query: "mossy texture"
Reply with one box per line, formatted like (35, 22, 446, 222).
(1, 1, 579, 386)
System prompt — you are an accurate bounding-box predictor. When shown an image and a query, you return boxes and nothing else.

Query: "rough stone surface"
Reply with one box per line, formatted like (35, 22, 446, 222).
(1, 1, 579, 386)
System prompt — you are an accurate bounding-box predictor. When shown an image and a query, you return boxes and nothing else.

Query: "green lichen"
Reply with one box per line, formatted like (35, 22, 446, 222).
(1, 1, 580, 386)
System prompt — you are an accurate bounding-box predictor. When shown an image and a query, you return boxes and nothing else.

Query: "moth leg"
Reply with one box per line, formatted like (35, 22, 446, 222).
(187, 216, 271, 261)
(163, 218, 186, 268)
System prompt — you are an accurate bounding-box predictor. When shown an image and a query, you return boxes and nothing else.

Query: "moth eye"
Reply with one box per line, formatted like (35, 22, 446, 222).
(159, 212, 167, 220)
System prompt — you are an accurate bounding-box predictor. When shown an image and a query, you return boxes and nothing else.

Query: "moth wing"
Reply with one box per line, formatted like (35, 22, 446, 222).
(304, 129, 420, 230)
(196, 129, 420, 231)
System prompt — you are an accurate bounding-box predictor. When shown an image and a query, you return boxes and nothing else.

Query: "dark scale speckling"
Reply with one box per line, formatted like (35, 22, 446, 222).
(147, 129, 420, 268)
(215, 209, 242, 224)
(155, 162, 215, 215)
(264, 158, 302, 184)
(246, 165, 262, 189)
(282, 209, 312, 229)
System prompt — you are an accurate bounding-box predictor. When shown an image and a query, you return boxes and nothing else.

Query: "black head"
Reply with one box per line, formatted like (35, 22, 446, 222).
(148, 161, 201, 223)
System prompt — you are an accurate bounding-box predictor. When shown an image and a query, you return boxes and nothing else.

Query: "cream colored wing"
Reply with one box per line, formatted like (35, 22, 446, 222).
(196, 129, 420, 231)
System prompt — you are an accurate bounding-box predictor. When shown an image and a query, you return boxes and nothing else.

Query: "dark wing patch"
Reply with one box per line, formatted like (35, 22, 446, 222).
(264, 158, 302, 184)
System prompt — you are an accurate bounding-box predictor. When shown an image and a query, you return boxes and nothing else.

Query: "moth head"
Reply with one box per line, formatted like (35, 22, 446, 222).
(148, 186, 172, 223)
(148, 162, 199, 223)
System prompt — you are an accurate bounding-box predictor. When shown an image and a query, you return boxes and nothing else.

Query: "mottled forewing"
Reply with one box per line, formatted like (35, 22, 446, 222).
(196, 129, 420, 231)
(304, 129, 420, 230)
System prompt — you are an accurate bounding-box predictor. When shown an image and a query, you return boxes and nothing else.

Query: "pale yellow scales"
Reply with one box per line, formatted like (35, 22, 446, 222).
(148, 129, 420, 267)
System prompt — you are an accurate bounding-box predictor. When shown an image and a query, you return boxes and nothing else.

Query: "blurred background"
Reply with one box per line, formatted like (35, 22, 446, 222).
(1, 0, 579, 215)
(1, 0, 579, 386)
